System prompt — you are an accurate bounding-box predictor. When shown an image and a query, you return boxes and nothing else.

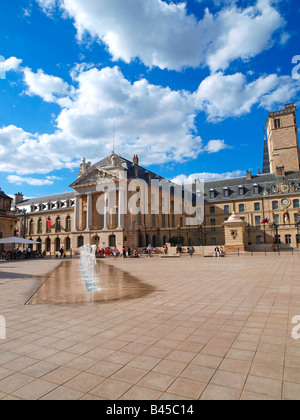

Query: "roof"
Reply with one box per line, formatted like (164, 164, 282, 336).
(205, 171, 300, 202)
(0, 189, 12, 201)
(17, 191, 75, 207)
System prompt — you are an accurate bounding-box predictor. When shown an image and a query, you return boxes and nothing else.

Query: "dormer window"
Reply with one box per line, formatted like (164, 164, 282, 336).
(223, 187, 229, 198)
(238, 185, 244, 196)
(209, 189, 215, 199)
(253, 184, 259, 195)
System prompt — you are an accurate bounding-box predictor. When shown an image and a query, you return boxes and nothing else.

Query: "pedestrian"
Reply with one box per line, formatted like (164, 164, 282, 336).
(113, 247, 118, 259)
(60, 246, 64, 258)
(189, 246, 194, 257)
(147, 244, 152, 257)
(214, 247, 220, 257)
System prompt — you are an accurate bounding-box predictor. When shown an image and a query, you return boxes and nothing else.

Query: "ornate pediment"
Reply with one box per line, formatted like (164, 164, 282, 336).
(263, 180, 300, 196)
(70, 167, 120, 189)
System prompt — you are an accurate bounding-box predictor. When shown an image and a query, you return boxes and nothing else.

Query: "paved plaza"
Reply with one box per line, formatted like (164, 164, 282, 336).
(0, 253, 300, 400)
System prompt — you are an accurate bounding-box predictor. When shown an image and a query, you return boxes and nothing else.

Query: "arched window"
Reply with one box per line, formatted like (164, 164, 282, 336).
(109, 235, 116, 247)
(29, 219, 34, 235)
(46, 238, 51, 252)
(138, 234, 144, 248)
(65, 237, 71, 251)
(66, 216, 71, 232)
(78, 236, 84, 248)
(56, 217, 61, 232)
(152, 235, 157, 247)
(55, 238, 61, 252)
(37, 218, 43, 234)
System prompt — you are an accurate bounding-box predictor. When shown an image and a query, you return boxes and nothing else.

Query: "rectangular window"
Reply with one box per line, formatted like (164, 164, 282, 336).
(274, 118, 281, 129)
(273, 214, 280, 225)
(224, 205, 230, 214)
(255, 216, 261, 226)
(293, 199, 299, 209)
(210, 219, 216, 232)
(285, 234, 292, 245)
(272, 201, 279, 210)
(239, 204, 245, 213)
(295, 213, 300, 224)
(210, 206, 215, 214)
(254, 202, 260, 211)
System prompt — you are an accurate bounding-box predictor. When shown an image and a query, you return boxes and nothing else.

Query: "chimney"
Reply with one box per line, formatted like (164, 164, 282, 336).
(246, 171, 252, 180)
(14, 192, 24, 205)
(276, 166, 285, 176)
(133, 155, 139, 166)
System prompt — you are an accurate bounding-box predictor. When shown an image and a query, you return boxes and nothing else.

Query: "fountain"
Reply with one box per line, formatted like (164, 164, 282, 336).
(80, 244, 101, 292)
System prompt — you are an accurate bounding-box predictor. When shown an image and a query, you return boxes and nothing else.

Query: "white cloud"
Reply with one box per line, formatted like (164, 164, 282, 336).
(171, 170, 246, 185)
(194, 71, 300, 121)
(7, 175, 55, 186)
(36, 0, 286, 72)
(204, 139, 231, 154)
(2, 62, 300, 176)
(55, 66, 203, 165)
(23, 68, 71, 104)
(0, 57, 23, 73)
(205, 0, 284, 72)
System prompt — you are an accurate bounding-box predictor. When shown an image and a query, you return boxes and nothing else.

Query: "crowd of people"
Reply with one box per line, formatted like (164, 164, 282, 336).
(0, 247, 47, 260)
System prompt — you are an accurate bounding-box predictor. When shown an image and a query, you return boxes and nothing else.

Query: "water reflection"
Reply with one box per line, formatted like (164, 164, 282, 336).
(27, 260, 155, 305)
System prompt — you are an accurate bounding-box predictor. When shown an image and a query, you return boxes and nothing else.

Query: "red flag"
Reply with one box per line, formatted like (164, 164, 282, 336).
(46, 218, 51, 228)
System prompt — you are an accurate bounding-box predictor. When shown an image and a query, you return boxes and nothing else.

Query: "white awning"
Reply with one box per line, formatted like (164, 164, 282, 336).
(0, 237, 40, 245)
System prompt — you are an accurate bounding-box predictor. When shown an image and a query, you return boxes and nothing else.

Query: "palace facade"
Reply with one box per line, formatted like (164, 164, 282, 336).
(12, 102, 300, 254)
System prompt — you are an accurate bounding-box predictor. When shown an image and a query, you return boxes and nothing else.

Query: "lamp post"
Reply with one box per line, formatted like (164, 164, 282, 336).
(21, 209, 27, 239)
(177, 224, 181, 246)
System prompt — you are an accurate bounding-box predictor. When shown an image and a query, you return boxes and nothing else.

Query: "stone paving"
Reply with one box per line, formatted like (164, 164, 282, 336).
(0, 254, 300, 400)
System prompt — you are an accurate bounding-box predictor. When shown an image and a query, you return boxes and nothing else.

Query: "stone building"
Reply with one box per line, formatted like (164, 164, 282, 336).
(14, 102, 300, 253)
(0, 188, 15, 250)
(15, 154, 197, 255)
(203, 103, 300, 250)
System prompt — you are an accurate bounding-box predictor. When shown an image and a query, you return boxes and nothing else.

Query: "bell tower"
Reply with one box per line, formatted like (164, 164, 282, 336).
(266, 103, 300, 174)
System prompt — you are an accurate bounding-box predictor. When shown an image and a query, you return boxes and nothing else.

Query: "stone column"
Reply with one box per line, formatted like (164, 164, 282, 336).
(103, 191, 108, 230)
(74, 195, 80, 231)
(117, 187, 125, 230)
(86, 193, 92, 231)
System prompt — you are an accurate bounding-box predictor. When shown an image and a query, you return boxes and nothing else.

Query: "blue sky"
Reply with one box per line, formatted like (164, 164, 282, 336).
(0, 0, 300, 199)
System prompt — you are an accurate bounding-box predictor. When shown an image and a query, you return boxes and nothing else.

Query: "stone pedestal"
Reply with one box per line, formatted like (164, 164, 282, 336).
(224, 212, 248, 253)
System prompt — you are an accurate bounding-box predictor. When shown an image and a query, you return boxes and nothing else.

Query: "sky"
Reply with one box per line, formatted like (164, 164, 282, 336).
(0, 0, 300, 199)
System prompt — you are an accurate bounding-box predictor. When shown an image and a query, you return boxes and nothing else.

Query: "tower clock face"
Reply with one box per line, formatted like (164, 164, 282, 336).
(282, 198, 290, 207)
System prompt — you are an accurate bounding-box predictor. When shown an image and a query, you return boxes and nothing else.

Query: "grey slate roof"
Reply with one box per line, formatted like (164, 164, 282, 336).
(0, 189, 12, 200)
(17, 191, 75, 207)
(204, 171, 300, 202)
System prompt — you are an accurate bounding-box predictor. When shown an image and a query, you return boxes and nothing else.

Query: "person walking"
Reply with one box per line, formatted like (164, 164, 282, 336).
(147, 244, 152, 257)
(60, 246, 64, 258)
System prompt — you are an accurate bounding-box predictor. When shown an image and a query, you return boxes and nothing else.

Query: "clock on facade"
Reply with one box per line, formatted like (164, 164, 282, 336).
(282, 198, 290, 207)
